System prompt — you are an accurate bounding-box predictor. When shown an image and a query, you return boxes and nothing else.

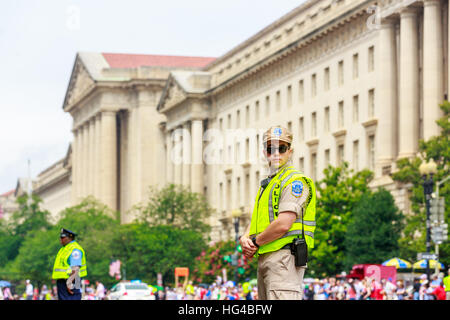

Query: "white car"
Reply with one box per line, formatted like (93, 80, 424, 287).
(108, 282, 155, 300)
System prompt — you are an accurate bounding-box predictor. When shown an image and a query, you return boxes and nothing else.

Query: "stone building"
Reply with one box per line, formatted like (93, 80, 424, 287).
(35, 0, 448, 241)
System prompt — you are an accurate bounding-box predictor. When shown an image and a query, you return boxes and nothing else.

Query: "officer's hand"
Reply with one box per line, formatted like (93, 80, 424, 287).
(240, 236, 257, 259)
(67, 285, 74, 295)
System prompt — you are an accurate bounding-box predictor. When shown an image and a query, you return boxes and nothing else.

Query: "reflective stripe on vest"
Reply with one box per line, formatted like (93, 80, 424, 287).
(250, 165, 316, 254)
(52, 241, 87, 279)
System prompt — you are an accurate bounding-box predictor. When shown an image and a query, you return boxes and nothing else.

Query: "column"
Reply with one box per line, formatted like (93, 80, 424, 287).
(376, 18, 398, 175)
(182, 122, 191, 188)
(100, 111, 118, 211)
(71, 128, 79, 204)
(82, 122, 89, 198)
(94, 114, 101, 199)
(166, 129, 174, 184)
(173, 127, 182, 185)
(127, 107, 140, 210)
(398, 8, 420, 159)
(89, 118, 95, 196)
(191, 119, 204, 194)
(423, 0, 444, 140)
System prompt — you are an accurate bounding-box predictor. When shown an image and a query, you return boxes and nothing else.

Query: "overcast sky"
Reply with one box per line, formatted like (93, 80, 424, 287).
(0, 0, 306, 194)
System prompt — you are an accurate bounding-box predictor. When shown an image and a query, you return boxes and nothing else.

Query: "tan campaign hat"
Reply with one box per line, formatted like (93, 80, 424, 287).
(263, 126, 293, 144)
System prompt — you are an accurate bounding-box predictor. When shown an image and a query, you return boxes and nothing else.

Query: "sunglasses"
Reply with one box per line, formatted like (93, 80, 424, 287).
(266, 144, 290, 154)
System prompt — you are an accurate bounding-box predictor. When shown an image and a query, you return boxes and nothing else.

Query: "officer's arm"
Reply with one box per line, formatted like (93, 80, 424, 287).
(253, 211, 297, 247)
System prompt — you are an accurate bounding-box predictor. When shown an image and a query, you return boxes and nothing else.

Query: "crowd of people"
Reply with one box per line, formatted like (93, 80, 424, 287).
(1, 272, 448, 300)
(155, 273, 448, 300)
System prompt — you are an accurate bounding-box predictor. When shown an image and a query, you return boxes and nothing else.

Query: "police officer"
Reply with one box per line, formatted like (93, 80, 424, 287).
(52, 228, 87, 300)
(239, 125, 316, 300)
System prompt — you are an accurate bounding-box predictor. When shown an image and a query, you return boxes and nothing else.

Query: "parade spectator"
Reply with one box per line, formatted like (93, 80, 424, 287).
(95, 281, 105, 300)
(431, 280, 446, 300)
(25, 280, 33, 300)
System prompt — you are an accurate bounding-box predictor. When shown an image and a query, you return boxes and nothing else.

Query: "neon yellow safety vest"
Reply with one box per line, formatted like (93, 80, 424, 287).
(52, 241, 87, 279)
(249, 165, 316, 255)
(242, 282, 251, 294)
(444, 275, 450, 292)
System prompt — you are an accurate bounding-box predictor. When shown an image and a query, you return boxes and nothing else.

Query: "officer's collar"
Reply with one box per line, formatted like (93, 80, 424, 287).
(268, 162, 291, 178)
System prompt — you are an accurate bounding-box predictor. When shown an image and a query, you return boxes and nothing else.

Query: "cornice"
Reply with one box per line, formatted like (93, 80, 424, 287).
(206, 0, 374, 95)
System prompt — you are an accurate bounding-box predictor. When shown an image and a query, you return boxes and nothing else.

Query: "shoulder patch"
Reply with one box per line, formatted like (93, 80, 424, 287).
(291, 180, 303, 197)
(71, 250, 81, 260)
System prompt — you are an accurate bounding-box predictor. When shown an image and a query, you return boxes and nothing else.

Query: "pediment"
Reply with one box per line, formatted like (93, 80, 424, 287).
(63, 55, 96, 112)
(157, 74, 188, 112)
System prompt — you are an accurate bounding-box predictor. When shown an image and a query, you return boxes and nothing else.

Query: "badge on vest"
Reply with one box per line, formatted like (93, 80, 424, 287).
(291, 180, 303, 197)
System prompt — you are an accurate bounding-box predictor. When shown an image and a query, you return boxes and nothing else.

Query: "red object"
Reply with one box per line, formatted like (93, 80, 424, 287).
(175, 267, 189, 277)
(346, 264, 397, 283)
(432, 286, 446, 300)
(102, 53, 216, 69)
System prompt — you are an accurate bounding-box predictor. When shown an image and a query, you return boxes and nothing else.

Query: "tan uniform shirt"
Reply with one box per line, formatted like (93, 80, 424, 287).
(267, 163, 310, 218)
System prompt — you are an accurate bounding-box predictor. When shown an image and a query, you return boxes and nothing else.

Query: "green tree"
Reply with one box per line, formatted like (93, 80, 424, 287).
(56, 197, 120, 287)
(136, 184, 213, 235)
(392, 101, 450, 266)
(5, 226, 60, 286)
(344, 189, 404, 270)
(310, 162, 373, 277)
(111, 223, 207, 286)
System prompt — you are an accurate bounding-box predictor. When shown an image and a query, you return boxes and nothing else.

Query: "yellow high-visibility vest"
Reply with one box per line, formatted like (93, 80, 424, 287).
(249, 165, 316, 255)
(52, 241, 87, 279)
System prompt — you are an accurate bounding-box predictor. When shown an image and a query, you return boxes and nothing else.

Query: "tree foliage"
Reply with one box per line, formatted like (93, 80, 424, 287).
(309, 162, 373, 277)
(111, 223, 207, 286)
(392, 101, 450, 266)
(343, 189, 404, 270)
(136, 184, 213, 235)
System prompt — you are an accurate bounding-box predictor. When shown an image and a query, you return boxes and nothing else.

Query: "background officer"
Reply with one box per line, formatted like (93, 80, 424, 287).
(52, 228, 87, 300)
(239, 125, 316, 300)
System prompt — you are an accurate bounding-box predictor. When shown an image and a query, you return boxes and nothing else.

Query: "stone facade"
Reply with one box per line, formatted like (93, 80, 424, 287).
(34, 0, 447, 240)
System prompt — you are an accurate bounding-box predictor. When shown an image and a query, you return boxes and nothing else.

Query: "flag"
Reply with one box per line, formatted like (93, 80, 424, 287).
(109, 260, 121, 279)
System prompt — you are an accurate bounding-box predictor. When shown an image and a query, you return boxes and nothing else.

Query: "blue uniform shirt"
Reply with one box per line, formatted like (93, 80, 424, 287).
(68, 241, 83, 267)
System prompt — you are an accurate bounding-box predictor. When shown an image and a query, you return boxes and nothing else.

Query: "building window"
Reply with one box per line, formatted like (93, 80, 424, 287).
(324, 67, 330, 91)
(255, 100, 260, 121)
(245, 105, 250, 126)
(276, 90, 281, 111)
(245, 173, 250, 206)
(325, 149, 330, 167)
(299, 117, 304, 141)
(219, 182, 223, 211)
(368, 89, 375, 118)
(338, 60, 344, 86)
(311, 73, 317, 97)
(236, 110, 241, 128)
(299, 157, 304, 172)
(368, 135, 375, 171)
(287, 85, 292, 108)
(337, 144, 344, 166)
(353, 53, 359, 79)
(226, 179, 231, 211)
(228, 114, 231, 129)
(353, 95, 359, 123)
(245, 138, 250, 162)
(353, 140, 359, 172)
(324, 106, 330, 133)
(368, 46, 375, 72)
(299, 80, 304, 103)
(311, 112, 317, 137)
(311, 153, 317, 181)
(338, 101, 344, 128)
(265, 95, 270, 116)
(287, 121, 292, 134)
(236, 177, 241, 207)
(219, 118, 223, 131)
